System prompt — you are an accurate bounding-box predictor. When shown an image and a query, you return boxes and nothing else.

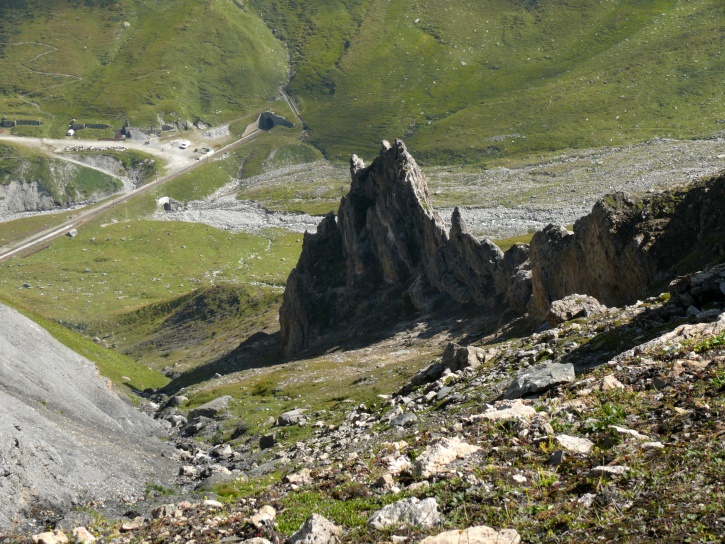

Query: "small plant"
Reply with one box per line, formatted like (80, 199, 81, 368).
(693, 332, 725, 353)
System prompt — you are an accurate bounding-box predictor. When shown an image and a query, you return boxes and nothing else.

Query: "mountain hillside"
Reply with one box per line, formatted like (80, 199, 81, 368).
(0, 0, 287, 136)
(1, 0, 722, 161)
(251, 0, 725, 162)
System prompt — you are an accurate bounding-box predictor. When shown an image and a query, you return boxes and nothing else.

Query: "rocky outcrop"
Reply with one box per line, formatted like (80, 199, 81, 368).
(0, 180, 57, 215)
(281, 141, 725, 356)
(529, 175, 725, 318)
(280, 140, 531, 356)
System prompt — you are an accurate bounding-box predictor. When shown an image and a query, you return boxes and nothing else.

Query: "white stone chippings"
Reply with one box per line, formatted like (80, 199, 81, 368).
(418, 525, 521, 544)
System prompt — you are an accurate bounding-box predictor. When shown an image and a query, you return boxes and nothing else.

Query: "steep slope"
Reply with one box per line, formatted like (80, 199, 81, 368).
(0, 303, 175, 529)
(251, 0, 725, 162)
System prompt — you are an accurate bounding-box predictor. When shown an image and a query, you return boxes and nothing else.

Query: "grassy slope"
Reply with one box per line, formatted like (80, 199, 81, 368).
(0, 0, 287, 135)
(250, 0, 725, 163)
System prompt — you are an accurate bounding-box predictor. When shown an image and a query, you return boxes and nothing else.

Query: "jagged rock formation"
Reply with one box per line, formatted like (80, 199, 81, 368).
(529, 174, 725, 318)
(280, 140, 531, 356)
(280, 140, 725, 356)
(0, 303, 175, 528)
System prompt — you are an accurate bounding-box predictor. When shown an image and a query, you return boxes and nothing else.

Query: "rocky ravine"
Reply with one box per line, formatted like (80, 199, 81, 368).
(281, 139, 725, 356)
(0, 303, 176, 531)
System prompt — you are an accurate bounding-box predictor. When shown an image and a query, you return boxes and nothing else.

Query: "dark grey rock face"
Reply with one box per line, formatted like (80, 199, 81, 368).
(0, 303, 175, 529)
(529, 175, 725, 320)
(280, 140, 531, 356)
(281, 142, 725, 357)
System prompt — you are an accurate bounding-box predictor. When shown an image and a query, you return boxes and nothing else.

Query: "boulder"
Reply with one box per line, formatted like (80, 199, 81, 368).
(188, 396, 233, 421)
(503, 362, 575, 399)
(367, 497, 440, 530)
(414, 437, 481, 478)
(288, 513, 341, 544)
(545, 294, 607, 326)
(277, 408, 307, 427)
(419, 526, 521, 544)
(441, 343, 490, 372)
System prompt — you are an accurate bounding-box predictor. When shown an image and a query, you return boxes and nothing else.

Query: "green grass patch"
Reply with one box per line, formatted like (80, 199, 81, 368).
(0, 221, 302, 325)
(492, 231, 535, 252)
(277, 489, 405, 533)
(250, 0, 725, 163)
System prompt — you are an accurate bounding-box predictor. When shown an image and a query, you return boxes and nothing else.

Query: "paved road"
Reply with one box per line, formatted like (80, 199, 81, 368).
(0, 128, 264, 263)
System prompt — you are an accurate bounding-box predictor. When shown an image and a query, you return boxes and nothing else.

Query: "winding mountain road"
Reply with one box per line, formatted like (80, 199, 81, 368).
(0, 127, 265, 263)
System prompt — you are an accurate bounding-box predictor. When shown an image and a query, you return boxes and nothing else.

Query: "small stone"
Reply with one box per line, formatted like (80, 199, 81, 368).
(288, 513, 341, 544)
(547, 450, 565, 467)
(414, 437, 481, 478)
(250, 505, 276, 529)
(284, 468, 313, 485)
(641, 441, 665, 450)
(168, 395, 188, 406)
(436, 386, 453, 401)
(368, 497, 440, 530)
(390, 412, 418, 428)
(476, 400, 537, 421)
(188, 395, 233, 421)
(577, 493, 596, 508)
(203, 499, 224, 508)
(588, 465, 629, 478)
(277, 408, 308, 427)
(407, 481, 430, 491)
(504, 362, 575, 399)
(71, 528, 95, 544)
(152, 504, 180, 519)
(512, 474, 527, 484)
(120, 517, 145, 532)
(32, 531, 68, 544)
(374, 473, 396, 490)
(609, 425, 649, 441)
(555, 434, 594, 454)
(598, 375, 625, 391)
(419, 526, 521, 544)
